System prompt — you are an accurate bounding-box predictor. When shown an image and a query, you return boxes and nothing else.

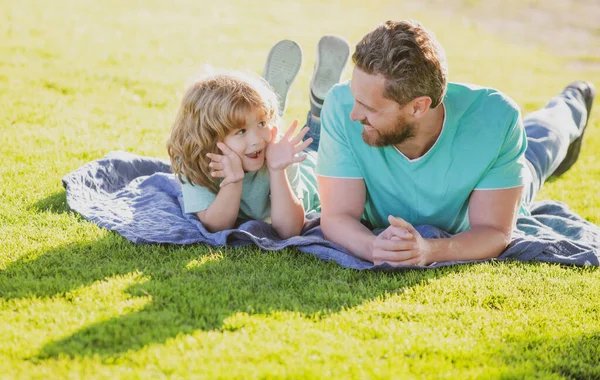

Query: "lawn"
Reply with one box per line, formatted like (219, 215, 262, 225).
(1, 0, 599, 378)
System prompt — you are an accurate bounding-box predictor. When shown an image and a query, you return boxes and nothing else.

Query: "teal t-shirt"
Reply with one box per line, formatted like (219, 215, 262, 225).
(316, 81, 531, 233)
(181, 151, 320, 222)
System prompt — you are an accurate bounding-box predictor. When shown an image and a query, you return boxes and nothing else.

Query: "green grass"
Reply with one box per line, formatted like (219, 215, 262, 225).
(2, 0, 600, 378)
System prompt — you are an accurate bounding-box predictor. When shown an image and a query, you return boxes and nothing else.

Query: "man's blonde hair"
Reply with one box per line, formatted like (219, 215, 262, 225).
(167, 71, 279, 193)
(352, 20, 448, 108)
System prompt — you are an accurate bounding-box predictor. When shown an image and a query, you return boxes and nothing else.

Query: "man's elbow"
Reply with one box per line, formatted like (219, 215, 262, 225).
(320, 213, 344, 241)
(492, 226, 513, 255)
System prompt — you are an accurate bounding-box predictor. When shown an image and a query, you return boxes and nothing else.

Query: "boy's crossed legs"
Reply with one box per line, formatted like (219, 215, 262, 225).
(262, 36, 351, 151)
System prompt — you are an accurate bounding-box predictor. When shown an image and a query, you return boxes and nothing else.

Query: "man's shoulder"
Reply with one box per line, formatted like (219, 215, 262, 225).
(326, 80, 354, 105)
(447, 82, 520, 116)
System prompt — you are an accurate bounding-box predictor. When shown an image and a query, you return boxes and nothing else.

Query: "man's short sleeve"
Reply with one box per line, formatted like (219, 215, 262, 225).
(181, 182, 216, 214)
(476, 110, 530, 189)
(316, 87, 363, 178)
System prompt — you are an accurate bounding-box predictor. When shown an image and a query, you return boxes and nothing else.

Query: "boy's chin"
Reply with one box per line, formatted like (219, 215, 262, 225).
(242, 160, 265, 172)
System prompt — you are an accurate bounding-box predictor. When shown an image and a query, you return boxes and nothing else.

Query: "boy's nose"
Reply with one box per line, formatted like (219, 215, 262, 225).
(249, 130, 266, 146)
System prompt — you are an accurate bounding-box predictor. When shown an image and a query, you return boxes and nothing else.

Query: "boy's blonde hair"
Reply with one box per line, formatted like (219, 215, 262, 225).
(167, 71, 279, 193)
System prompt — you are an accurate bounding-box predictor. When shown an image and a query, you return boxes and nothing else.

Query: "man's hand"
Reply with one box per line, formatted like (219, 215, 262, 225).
(266, 120, 313, 172)
(206, 142, 245, 188)
(372, 215, 432, 266)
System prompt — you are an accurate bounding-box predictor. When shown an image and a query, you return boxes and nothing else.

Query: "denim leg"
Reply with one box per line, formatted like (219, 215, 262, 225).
(304, 111, 321, 152)
(522, 90, 587, 205)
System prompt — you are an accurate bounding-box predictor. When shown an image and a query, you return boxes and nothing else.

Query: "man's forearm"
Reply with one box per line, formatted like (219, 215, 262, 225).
(321, 214, 376, 262)
(427, 225, 511, 263)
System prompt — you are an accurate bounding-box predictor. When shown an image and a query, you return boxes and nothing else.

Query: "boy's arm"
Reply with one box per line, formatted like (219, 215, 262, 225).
(269, 169, 305, 239)
(199, 142, 245, 232)
(265, 121, 312, 239)
(196, 182, 243, 232)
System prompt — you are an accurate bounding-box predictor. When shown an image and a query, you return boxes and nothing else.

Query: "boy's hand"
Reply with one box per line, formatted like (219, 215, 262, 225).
(266, 120, 313, 172)
(207, 142, 245, 188)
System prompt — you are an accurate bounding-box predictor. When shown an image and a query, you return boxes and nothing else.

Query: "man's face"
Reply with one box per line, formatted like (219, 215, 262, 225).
(349, 67, 415, 147)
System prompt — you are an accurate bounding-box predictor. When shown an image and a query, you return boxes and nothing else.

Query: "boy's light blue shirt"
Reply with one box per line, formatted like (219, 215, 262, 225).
(181, 151, 320, 222)
(316, 82, 531, 233)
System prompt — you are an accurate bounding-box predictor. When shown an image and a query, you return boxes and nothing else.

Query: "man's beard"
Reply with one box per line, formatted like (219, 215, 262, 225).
(361, 115, 416, 147)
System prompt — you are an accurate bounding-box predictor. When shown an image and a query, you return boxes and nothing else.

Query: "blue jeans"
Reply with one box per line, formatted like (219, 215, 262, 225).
(303, 89, 587, 207)
(522, 90, 586, 206)
(304, 111, 322, 152)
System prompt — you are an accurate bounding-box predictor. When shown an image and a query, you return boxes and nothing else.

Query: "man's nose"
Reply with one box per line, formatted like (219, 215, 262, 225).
(350, 103, 361, 121)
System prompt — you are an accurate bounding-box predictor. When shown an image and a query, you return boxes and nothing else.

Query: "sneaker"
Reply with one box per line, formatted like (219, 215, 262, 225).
(552, 81, 596, 177)
(262, 40, 303, 117)
(309, 35, 351, 117)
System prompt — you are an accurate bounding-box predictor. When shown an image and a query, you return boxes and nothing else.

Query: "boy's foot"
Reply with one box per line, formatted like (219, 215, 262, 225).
(309, 35, 350, 117)
(552, 81, 596, 177)
(262, 40, 303, 117)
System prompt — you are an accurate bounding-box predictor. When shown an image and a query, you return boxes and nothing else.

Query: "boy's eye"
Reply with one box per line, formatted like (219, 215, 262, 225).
(235, 129, 246, 135)
(258, 121, 266, 128)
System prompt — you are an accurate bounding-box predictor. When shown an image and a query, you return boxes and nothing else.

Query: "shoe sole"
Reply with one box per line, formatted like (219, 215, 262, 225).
(552, 82, 596, 176)
(310, 35, 350, 101)
(262, 40, 303, 116)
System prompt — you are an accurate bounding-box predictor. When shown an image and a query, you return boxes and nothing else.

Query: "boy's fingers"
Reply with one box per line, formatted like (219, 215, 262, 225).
(210, 170, 225, 178)
(283, 120, 298, 138)
(206, 153, 223, 162)
(295, 138, 313, 153)
(292, 153, 308, 163)
(216, 142, 233, 154)
(290, 127, 310, 144)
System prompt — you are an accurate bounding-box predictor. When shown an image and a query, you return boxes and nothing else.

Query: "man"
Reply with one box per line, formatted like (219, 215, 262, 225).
(315, 20, 595, 266)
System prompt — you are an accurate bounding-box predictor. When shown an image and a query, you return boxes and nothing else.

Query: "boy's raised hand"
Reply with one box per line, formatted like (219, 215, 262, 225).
(266, 120, 313, 172)
(207, 142, 245, 188)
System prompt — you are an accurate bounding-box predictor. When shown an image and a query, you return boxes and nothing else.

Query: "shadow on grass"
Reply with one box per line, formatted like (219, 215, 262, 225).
(31, 190, 70, 214)
(0, 227, 465, 360)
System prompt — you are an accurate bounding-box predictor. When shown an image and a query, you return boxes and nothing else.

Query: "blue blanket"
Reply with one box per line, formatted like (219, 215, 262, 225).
(61, 151, 600, 269)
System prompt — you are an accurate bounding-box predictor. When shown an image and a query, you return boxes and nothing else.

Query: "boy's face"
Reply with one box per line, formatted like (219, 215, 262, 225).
(349, 67, 415, 147)
(223, 110, 274, 172)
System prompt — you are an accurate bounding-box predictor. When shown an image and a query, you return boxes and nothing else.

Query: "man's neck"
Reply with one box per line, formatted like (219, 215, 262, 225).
(394, 103, 446, 160)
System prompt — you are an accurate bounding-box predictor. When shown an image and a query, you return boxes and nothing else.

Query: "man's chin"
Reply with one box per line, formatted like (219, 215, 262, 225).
(362, 129, 384, 147)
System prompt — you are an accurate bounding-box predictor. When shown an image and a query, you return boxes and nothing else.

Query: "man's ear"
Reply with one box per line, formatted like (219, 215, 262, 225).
(409, 96, 433, 118)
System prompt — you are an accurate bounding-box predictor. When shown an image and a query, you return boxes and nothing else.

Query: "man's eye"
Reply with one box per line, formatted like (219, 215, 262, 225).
(235, 129, 246, 135)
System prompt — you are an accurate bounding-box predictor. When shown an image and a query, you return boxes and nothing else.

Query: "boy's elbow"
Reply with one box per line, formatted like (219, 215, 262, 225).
(273, 218, 305, 240)
(275, 225, 303, 240)
(199, 215, 236, 233)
